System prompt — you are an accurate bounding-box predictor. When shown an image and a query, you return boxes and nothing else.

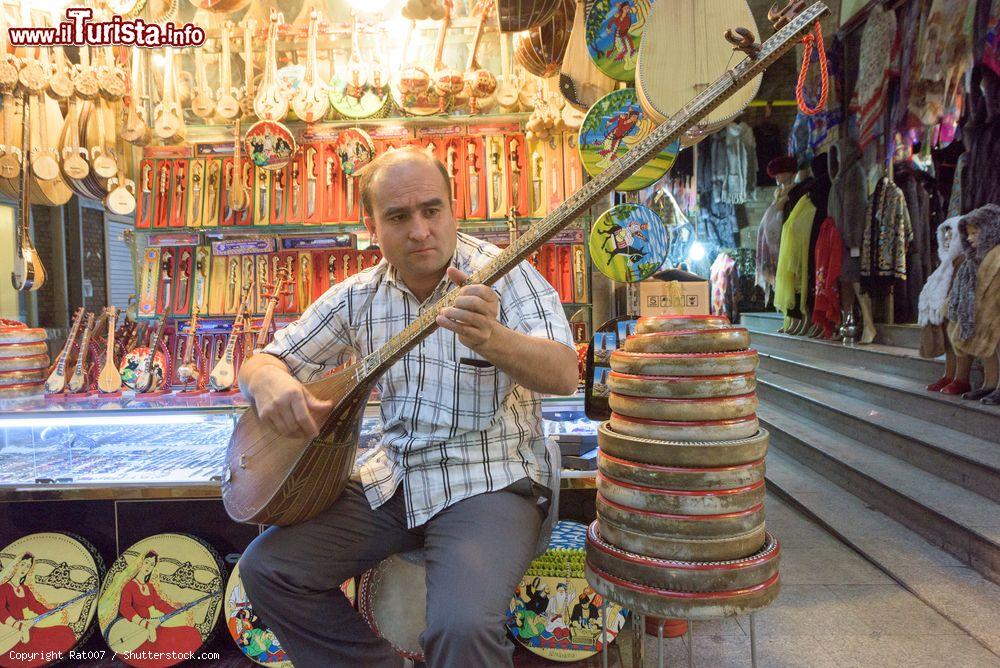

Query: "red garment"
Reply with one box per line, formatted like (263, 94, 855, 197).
(0, 582, 78, 668)
(117, 580, 203, 668)
(813, 218, 843, 337)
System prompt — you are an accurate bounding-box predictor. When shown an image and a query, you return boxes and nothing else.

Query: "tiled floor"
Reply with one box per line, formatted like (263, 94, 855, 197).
(545, 493, 1000, 668)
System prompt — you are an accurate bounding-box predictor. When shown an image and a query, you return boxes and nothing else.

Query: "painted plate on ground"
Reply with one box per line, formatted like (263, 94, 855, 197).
(97, 534, 223, 667)
(0, 533, 103, 668)
(506, 521, 627, 661)
(578, 88, 678, 191)
(589, 203, 669, 282)
(224, 561, 291, 667)
(585, 0, 653, 81)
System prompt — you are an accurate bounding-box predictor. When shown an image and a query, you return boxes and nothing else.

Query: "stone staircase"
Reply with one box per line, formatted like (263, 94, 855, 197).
(741, 311, 1000, 655)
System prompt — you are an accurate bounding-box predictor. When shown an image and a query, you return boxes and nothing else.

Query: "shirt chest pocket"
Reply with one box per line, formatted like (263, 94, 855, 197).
(451, 358, 508, 432)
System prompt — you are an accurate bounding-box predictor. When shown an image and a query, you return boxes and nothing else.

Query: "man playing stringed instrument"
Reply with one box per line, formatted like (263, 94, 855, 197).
(238, 147, 579, 667)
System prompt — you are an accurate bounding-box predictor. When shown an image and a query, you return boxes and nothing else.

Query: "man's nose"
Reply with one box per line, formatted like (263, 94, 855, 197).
(409, 218, 432, 241)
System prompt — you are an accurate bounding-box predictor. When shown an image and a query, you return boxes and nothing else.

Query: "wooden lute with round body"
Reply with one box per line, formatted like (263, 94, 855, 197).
(228, 118, 248, 211)
(97, 306, 122, 393)
(153, 49, 185, 142)
(253, 11, 288, 122)
(209, 286, 251, 391)
(215, 21, 241, 120)
(291, 10, 329, 123)
(11, 100, 45, 292)
(559, 0, 615, 109)
(222, 1, 831, 527)
(177, 306, 201, 387)
(636, 0, 762, 139)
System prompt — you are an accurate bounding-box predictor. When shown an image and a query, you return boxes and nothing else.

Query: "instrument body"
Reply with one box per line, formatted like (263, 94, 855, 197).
(223, 2, 831, 526)
(67, 312, 96, 393)
(12, 95, 46, 291)
(133, 298, 172, 394)
(97, 306, 122, 393)
(637, 0, 762, 134)
(209, 287, 251, 391)
(514, 0, 574, 78)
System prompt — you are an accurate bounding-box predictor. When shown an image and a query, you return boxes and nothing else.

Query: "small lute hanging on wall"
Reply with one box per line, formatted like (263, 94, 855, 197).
(253, 10, 288, 122)
(12, 98, 45, 292)
(222, 1, 831, 527)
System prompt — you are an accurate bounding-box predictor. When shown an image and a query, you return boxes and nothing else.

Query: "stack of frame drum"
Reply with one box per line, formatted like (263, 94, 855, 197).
(586, 315, 781, 620)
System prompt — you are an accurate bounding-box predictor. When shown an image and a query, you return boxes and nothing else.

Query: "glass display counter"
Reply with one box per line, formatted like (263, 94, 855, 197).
(0, 393, 598, 500)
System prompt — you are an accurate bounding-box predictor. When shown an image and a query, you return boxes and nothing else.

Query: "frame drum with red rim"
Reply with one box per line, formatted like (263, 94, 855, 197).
(97, 533, 223, 668)
(623, 328, 751, 354)
(609, 392, 759, 422)
(596, 494, 766, 561)
(634, 315, 730, 334)
(597, 451, 764, 491)
(0, 342, 48, 360)
(358, 550, 427, 662)
(597, 473, 765, 516)
(610, 349, 759, 377)
(606, 414, 761, 445)
(0, 354, 50, 373)
(586, 522, 780, 593)
(585, 561, 780, 621)
(0, 533, 103, 668)
(0, 324, 46, 344)
(607, 371, 756, 398)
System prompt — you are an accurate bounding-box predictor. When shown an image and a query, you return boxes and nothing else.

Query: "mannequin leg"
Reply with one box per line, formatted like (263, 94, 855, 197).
(927, 324, 956, 391)
(941, 353, 973, 395)
(855, 283, 877, 345)
(982, 347, 1000, 405)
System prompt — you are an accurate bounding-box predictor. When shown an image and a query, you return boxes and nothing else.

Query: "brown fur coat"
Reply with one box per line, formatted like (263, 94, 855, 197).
(949, 244, 1000, 357)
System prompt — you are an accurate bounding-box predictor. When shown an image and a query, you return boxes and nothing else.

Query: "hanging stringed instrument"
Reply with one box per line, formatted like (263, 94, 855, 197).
(559, 0, 615, 109)
(514, 0, 573, 78)
(12, 100, 45, 292)
(191, 42, 215, 120)
(291, 10, 329, 123)
(494, 0, 562, 32)
(222, 1, 830, 527)
(636, 0, 762, 137)
(228, 118, 249, 211)
(67, 312, 96, 393)
(97, 306, 122, 393)
(463, 1, 498, 114)
(43, 307, 85, 394)
(120, 48, 151, 146)
(432, 4, 465, 113)
(253, 11, 288, 122)
(210, 286, 251, 392)
(239, 19, 257, 117)
(331, 13, 388, 120)
(215, 21, 241, 120)
(153, 48, 185, 142)
(177, 306, 201, 387)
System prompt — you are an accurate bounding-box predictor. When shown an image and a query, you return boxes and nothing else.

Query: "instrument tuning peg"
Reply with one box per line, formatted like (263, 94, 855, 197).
(724, 27, 761, 57)
(768, 0, 807, 30)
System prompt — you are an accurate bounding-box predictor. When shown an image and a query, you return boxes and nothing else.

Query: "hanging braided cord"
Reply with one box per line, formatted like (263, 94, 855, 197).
(796, 22, 829, 115)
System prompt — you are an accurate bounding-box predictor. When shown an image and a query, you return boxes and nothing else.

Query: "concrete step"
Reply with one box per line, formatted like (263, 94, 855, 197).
(876, 323, 924, 349)
(747, 329, 944, 384)
(756, 369, 1000, 503)
(756, 351, 1000, 442)
(765, 449, 1000, 655)
(758, 401, 1000, 584)
(741, 311, 924, 349)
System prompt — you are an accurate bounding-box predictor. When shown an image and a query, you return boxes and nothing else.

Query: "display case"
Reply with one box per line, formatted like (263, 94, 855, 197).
(0, 393, 596, 501)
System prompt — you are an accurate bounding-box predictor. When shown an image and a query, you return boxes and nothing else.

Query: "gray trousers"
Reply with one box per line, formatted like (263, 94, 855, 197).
(239, 480, 544, 668)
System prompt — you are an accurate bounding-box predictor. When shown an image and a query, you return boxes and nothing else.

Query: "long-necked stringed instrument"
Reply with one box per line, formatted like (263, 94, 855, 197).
(252, 266, 290, 354)
(67, 311, 96, 393)
(223, 1, 830, 526)
(43, 306, 85, 394)
(209, 286, 251, 392)
(11, 95, 45, 291)
(97, 305, 122, 393)
(177, 306, 201, 388)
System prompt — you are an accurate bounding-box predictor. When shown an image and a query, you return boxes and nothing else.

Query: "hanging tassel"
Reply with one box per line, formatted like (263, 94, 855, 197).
(795, 23, 829, 115)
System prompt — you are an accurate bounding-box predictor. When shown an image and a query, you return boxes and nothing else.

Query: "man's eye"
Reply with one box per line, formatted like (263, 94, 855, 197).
(424, 208, 440, 217)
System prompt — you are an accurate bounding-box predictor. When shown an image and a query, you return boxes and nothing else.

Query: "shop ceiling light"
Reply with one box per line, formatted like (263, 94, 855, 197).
(688, 241, 706, 262)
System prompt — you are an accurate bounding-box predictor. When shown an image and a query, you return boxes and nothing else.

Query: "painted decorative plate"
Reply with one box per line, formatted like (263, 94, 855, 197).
(118, 348, 167, 392)
(0, 533, 103, 668)
(97, 534, 224, 667)
(585, 0, 653, 81)
(224, 561, 291, 668)
(506, 521, 627, 662)
(334, 129, 376, 177)
(589, 203, 669, 282)
(578, 88, 678, 191)
(244, 121, 297, 172)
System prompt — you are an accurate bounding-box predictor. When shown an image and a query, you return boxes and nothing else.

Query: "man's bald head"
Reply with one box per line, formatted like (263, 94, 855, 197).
(358, 146, 452, 222)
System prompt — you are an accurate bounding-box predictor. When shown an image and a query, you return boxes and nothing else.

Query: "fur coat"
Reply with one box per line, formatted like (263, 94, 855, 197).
(917, 216, 963, 326)
(947, 204, 1000, 356)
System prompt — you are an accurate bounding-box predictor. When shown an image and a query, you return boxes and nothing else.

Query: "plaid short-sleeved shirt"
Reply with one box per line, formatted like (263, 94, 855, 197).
(263, 233, 576, 528)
